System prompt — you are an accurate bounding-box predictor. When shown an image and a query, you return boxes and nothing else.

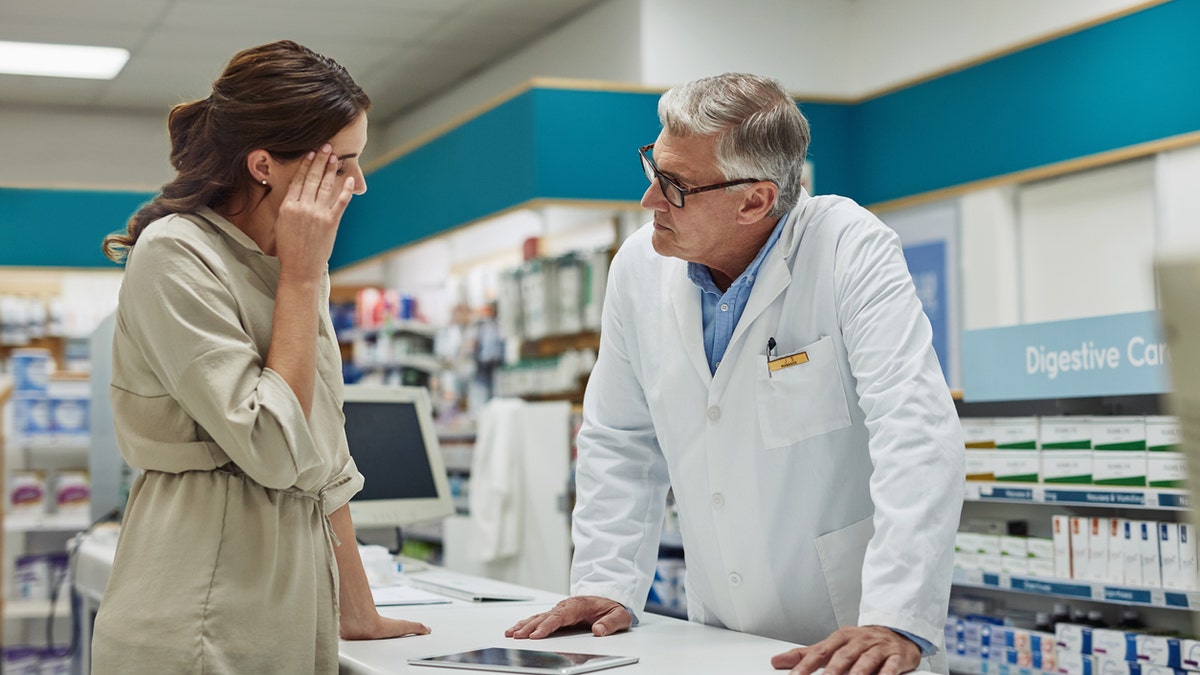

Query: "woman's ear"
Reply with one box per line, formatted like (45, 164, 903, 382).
(246, 149, 273, 186)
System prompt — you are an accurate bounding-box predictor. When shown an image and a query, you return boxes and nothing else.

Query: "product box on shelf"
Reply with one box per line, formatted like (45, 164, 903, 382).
(1040, 416, 1093, 484)
(1145, 416, 1185, 489)
(46, 375, 89, 444)
(1140, 521, 1162, 588)
(1091, 629, 1138, 662)
(1179, 524, 1198, 591)
(12, 394, 52, 444)
(993, 417, 1040, 482)
(1181, 639, 1200, 671)
(1001, 535, 1030, 575)
(1058, 649, 1096, 675)
(1105, 518, 1126, 583)
(962, 417, 996, 481)
(1096, 657, 1141, 675)
(1071, 517, 1091, 580)
(11, 347, 51, 394)
(1054, 515, 1074, 578)
(1092, 416, 1147, 487)
(8, 470, 47, 517)
(1027, 537, 1057, 578)
(1159, 523, 1183, 590)
(1057, 623, 1094, 654)
(1089, 517, 1113, 582)
(1136, 635, 1183, 669)
(1123, 520, 1144, 587)
(53, 470, 90, 515)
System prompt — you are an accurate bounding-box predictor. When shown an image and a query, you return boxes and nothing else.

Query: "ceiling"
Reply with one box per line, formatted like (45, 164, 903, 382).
(0, 0, 606, 124)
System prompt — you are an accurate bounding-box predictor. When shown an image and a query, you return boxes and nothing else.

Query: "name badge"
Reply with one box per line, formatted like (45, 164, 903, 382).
(767, 351, 809, 372)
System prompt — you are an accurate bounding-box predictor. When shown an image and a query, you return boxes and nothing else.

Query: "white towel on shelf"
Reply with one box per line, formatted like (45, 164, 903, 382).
(468, 397, 526, 562)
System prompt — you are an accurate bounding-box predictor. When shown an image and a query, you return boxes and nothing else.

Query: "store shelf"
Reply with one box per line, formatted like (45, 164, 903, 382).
(659, 531, 683, 550)
(952, 567, 1200, 610)
(964, 482, 1190, 511)
(3, 598, 71, 621)
(948, 654, 1054, 675)
(355, 321, 438, 339)
(4, 512, 91, 533)
(355, 353, 442, 373)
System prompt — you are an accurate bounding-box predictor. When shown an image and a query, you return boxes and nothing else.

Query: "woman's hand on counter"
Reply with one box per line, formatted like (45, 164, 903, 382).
(340, 615, 430, 641)
(505, 596, 632, 639)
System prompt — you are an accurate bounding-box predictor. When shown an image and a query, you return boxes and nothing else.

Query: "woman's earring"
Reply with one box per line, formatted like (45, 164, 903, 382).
(261, 179, 268, 186)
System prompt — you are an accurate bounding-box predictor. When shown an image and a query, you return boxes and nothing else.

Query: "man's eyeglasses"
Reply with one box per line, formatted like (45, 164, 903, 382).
(639, 143, 765, 209)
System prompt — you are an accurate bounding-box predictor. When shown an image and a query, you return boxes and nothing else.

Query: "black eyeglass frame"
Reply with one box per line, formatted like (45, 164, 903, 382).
(638, 143, 768, 208)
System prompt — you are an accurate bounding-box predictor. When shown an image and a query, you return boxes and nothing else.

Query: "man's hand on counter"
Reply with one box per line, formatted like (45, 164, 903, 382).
(770, 625, 920, 675)
(505, 596, 633, 639)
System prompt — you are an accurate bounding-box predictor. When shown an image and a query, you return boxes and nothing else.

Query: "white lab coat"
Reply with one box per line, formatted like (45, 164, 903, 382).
(570, 190, 964, 673)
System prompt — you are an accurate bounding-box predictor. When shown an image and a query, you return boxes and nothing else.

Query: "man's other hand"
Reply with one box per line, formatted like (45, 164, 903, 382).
(505, 596, 633, 639)
(771, 625, 921, 675)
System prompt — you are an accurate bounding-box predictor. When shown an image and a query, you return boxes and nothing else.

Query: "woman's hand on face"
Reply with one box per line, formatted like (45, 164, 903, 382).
(275, 143, 356, 281)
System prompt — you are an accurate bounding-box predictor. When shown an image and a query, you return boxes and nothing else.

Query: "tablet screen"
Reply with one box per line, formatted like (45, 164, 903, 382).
(409, 647, 638, 674)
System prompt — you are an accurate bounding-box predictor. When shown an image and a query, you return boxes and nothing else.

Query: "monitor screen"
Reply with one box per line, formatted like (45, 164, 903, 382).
(342, 385, 454, 528)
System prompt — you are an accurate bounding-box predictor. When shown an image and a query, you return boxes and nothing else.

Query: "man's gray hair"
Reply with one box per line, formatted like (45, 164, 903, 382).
(658, 73, 810, 217)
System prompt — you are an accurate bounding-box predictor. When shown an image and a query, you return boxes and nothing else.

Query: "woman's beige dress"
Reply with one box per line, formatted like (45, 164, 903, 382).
(91, 208, 363, 674)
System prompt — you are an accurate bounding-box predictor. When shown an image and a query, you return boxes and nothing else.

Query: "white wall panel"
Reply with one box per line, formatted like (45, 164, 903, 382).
(1155, 143, 1200, 252)
(959, 186, 1020, 329)
(1016, 159, 1157, 323)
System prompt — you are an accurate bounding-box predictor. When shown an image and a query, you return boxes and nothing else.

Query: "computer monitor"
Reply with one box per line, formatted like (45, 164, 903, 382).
(342, 385, 454, 528)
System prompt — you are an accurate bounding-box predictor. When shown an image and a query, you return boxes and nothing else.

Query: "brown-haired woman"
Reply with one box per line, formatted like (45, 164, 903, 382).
(92, 40, 430, 673)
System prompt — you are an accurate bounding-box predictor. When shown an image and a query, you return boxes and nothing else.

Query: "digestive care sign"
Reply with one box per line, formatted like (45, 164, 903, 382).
(963, 311, 1169, 401)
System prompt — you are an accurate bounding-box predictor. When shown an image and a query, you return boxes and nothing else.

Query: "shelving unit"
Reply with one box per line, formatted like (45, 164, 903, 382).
(952, 568, 1200, 610)
(964, 482, 1190, 511)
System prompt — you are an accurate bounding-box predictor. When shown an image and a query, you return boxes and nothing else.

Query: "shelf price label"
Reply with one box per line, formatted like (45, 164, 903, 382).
(1043, 489, 1146, 507)
(1101, 587, 1155, 604)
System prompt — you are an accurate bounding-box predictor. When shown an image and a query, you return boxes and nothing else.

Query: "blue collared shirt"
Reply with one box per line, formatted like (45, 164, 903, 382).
(690, 214, 787, 374)
(685, 209, 935, 657)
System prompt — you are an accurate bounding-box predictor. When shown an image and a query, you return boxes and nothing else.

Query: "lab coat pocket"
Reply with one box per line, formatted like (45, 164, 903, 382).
(814, 514, 874, 628)
(755, 335, 851, 450)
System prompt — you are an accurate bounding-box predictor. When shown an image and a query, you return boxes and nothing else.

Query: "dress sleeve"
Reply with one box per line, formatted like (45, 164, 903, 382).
(119, 230, 325, 490)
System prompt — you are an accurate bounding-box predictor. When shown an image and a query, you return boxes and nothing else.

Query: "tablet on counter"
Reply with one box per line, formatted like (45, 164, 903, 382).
(408, 647, 638, 674)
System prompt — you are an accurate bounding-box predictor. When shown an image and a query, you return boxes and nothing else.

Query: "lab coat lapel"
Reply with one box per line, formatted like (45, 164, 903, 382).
(727, 244, 790, 352)
(666, 260, 713, 386)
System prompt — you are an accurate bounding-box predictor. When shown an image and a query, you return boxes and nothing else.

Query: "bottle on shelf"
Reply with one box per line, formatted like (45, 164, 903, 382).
(1052, 602, 1071, 626)
(1035, 611, 1054, 632)
(1085, 609, 1107, 628)
(1117, 608, 1146, 630)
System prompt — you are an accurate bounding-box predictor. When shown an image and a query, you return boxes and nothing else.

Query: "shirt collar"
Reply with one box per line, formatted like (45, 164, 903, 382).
(195, 205, 268, 256)
(687, 211, 791, 295)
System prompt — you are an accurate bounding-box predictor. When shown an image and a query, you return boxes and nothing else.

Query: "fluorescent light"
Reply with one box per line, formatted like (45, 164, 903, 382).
(0, 40, 129, 80)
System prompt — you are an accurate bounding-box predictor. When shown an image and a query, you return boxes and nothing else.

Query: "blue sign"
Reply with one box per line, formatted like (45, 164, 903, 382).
(963, 311, 1168, 401)
(904, 241, 948, 381)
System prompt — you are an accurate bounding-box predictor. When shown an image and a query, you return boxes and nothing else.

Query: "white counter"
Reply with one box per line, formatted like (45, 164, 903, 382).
(73, 528, 870, 674)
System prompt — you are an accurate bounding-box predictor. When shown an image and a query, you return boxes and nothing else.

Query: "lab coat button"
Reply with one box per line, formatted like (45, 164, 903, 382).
(711, 493, 724, 508)
(729, 572, 742, 586)
(706, 406, 720, 421)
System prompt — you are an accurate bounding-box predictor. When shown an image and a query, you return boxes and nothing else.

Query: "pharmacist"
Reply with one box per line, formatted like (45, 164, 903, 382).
(506, 73, 964, 675)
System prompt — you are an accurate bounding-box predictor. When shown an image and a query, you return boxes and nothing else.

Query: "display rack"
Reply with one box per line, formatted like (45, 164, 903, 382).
(952, 568, 1200, 610)
(964, 482, 1190, 511)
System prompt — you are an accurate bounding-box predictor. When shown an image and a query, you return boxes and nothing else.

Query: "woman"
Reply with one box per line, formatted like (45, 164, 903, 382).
(93, 40, 429, 673)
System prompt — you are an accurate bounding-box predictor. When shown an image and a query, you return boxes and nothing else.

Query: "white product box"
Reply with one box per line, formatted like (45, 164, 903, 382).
(994, 450, 1040, 482)
(1054, 515, 1074, 578)
(1179, 523, 1198, 591)
(1181, 639, 1200, 671)
(994, 418, 1039, 482)
(1058, 650, 1095, 675)
(1071, 516, 1091, 580)
(1159, 522, 1182, 590)
(1140, 521, 1162, 588)
(1043, 450, 1095, 484)
(1088, 517, 1111, 582)
(47, 376, 90, 444)
(1096, 657, 1141, 675)
(1057, 623, 1094, 654)
(1028, 537, 1055, 560)
(977, 534, 1002, 557)
(1092, 451, 1147, 486)
(1040, 417, 1093, 484)
(1145, 416, 1184, 488)
(1092, 629, 1137, 662)
(962, 418, 995, 481)
(1135, 635, 1182, 668)
(1001, 536, 1028, 560)
(1106, 517, 1126, 583)
(11, 347, 51, 394)
(13, 394, 52, 444)
(954, 532, 981, 570)
(1029, 557, 1056, 578)
(1123, 520, 1144, 587)
(1092, 416, 1147, 487)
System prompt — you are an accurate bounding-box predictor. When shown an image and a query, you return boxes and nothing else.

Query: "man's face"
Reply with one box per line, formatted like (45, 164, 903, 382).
(640, 132, 744, 267)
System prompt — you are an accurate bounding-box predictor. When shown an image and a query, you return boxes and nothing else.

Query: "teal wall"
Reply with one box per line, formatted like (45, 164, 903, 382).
(5, 0, 1198, 270)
